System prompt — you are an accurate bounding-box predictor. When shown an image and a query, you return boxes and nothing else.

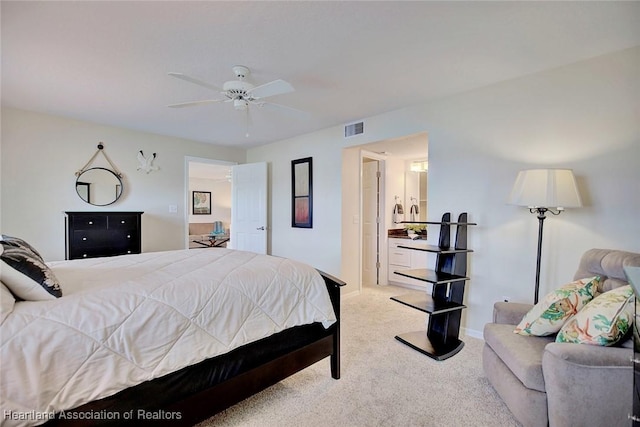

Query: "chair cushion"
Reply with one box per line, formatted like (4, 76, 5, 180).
(514, 276, 600, 336)
(556, 285, 634, 346)
(484, 322, 554, 392)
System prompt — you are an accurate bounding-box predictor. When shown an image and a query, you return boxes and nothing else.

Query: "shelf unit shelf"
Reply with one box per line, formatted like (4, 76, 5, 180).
(391, 292, 466, 315)
(393, 268, 468, 284)
(398, 221, 477, 226)
(397, 245, 473, 254)
(390, 212, 474, 361)
(395, 332, 465, 361)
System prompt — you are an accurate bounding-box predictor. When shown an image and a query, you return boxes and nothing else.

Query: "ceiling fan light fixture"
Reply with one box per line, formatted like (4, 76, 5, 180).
(234, 99, 248, 110)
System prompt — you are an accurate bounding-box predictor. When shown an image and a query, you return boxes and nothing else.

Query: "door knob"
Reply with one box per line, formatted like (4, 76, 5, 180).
(256, 226, 265, 230)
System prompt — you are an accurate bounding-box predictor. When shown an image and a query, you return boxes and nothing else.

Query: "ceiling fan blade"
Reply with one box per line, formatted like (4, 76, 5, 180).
(247, 79, 294, 99)
(168, 72, 223, 92)
(167, 99, 225, 108)
(255, 101, 309, 119)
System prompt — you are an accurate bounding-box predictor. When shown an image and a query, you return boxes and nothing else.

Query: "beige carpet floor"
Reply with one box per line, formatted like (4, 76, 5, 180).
(198, 284, 521, 427)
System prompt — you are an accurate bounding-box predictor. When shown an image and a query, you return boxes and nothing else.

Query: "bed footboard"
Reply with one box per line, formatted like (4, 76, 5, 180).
(317, 269, 346, 379)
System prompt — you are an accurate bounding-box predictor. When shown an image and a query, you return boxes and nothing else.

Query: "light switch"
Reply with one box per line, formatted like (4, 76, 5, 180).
(169, 204, 178, 213)
(352, 215, 360, 224)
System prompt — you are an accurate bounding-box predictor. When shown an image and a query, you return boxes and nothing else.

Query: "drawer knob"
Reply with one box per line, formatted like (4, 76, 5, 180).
(82, 254, 87, 258)
(82, 237, 87, 241)
(127, 250, 131, 254)
(121, 220, 126, 224)
(88, 221, 93, 225)
(127, 235, 131, 238)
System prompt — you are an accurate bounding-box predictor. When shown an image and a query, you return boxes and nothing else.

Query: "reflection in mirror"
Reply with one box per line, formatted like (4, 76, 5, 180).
(75, 167, 123, 206)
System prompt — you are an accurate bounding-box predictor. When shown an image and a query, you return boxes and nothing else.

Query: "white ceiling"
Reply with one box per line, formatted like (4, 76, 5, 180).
(2, 1, 639, 149)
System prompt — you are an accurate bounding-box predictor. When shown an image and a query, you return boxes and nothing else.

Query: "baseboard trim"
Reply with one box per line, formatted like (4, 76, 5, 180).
(462, 327, 483, 340)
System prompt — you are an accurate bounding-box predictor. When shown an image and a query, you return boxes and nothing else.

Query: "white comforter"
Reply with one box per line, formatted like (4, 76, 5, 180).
(0, 249, 336, 426)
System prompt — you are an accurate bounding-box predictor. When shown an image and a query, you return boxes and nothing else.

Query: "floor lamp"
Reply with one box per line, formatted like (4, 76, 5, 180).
(508, 169, 582, 304)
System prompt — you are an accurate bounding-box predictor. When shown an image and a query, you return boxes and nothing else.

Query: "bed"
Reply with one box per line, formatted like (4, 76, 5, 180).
(0, 242, 344, 426)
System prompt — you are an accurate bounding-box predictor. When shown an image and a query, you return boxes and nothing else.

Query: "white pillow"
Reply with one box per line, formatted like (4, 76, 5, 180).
(0, 239, 62, 300)
(1, 282, 15, 324)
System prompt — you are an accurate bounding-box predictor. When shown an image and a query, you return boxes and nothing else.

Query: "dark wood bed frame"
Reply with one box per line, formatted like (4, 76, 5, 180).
(47, 270, 345, 426)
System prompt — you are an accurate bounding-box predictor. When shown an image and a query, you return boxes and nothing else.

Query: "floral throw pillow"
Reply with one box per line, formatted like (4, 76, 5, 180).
(556, 285, 634, 346)
(514, 276, 601, 336)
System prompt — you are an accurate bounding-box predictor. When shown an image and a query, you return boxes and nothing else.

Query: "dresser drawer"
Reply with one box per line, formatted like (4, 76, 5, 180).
(69, 215, 108, 230)
(109, 230, 140, 253)
(72, 230, 111, 248)
(108, 215, 139, 230)
(69, 246, 138, 259)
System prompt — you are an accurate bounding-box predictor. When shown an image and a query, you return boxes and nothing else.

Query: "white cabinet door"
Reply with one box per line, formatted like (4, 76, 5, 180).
(388, 238, 429, 290)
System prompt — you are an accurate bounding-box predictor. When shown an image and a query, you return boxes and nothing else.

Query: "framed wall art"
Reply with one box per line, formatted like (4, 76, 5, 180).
(291, 157, 312, 228)
(192, 191, 211, 215)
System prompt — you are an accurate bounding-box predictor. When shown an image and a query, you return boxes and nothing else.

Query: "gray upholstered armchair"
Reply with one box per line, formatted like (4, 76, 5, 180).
(483, 248, 640, 427)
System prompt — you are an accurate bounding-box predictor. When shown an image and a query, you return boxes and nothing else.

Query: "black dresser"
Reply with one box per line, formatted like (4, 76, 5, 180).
(65, 211, 143, 260)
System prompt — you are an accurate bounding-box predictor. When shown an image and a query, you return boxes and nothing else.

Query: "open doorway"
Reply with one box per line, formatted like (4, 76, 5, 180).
(185, 157, 236, 249)
(361, 152, 385, 287)
(342, 132, 428, 294)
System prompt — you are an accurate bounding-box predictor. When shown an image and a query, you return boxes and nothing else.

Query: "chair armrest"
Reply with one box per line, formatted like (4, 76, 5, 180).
(543, 343, 632, 427)
(544, 341, 632, 368)
(492, 301, 532, 325)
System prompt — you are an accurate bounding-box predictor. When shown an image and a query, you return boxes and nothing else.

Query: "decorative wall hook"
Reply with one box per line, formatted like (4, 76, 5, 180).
(75, 143, 123, 177)
(136, 150, 159, 174)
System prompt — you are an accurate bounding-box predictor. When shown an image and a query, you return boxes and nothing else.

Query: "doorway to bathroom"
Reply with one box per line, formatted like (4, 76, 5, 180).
(354, 132, 428, 292)
(361, 153, 385, 286)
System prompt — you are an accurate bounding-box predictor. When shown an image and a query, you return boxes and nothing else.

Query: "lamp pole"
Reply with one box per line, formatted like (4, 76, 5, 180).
(532, 208, 548, 304)
(530, 207, 563, 304)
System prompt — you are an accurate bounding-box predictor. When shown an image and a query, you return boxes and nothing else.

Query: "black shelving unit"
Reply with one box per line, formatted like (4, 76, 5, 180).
(390, 212, 475, 361)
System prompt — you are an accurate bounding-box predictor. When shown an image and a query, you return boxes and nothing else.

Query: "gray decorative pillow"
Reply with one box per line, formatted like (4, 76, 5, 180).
(1, 234, 44, 260)
(0, 238, 62, 300)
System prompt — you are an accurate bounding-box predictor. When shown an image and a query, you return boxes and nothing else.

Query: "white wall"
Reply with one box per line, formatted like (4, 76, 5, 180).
(248, 130, 346, 274)
(248, 47, 640, 334)
(1, 108, 245, 261)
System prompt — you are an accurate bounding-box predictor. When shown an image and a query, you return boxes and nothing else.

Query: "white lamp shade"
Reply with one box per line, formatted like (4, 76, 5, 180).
(508, 169, 582, 209)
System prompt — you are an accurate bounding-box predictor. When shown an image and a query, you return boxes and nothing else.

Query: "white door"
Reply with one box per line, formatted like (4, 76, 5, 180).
(362, 159, 380, 285)
(230, 162, 267, 254)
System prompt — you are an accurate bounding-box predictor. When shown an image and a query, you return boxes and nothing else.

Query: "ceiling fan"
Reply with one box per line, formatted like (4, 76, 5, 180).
(168, 65, 300, 116)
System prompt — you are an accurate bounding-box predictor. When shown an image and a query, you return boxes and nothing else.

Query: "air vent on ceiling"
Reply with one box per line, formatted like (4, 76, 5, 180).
(344, 121, 364, 138)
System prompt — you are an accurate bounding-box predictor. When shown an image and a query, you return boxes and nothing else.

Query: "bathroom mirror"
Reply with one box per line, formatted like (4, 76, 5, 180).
(405, 166, 427, 222)
(75, 167, 123, 206)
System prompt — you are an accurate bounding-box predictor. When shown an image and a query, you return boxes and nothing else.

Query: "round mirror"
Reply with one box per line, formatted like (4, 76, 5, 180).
(75, 167, 124, 206)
